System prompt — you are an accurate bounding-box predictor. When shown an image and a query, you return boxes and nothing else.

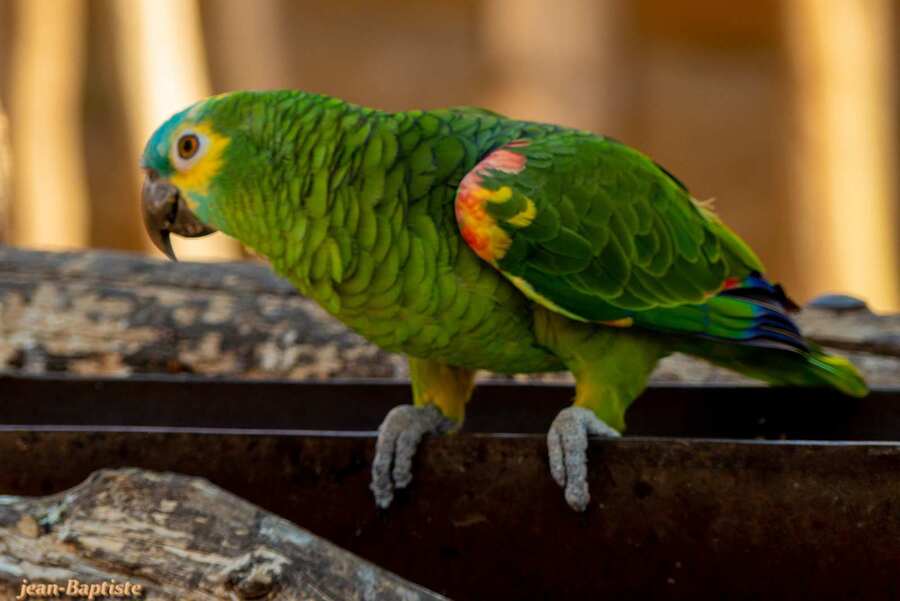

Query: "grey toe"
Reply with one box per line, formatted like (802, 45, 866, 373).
(370, 404, 453, 508)
(547, 406, 619, 512)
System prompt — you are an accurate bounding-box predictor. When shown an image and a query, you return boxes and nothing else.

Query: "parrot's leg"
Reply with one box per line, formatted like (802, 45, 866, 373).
(370, 357, 476, 508)
(535, 308, 667, 511)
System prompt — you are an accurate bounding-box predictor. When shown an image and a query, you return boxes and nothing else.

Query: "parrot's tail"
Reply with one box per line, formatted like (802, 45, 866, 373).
(647, 273, 869, 397)
(677, 337, 868, 398)
(801, 347, 869, 397)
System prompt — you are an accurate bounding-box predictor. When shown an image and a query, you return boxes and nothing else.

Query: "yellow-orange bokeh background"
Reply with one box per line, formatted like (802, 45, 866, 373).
(0, 0, 897, 310)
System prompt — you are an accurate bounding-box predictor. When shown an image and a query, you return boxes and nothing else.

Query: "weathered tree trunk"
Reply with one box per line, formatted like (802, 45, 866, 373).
(0, 245, 403, 379)
(0, 468, 447, 600)
(1, 245, 897, 383)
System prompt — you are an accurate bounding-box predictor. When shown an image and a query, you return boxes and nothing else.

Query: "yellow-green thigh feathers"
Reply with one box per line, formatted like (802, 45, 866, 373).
(408, 357, 477, 425)
(534, 308, 668, 432)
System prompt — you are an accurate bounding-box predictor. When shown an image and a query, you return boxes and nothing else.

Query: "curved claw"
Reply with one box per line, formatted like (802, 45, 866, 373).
(370, 404, 454, 509)
(547, 406, 620, 511)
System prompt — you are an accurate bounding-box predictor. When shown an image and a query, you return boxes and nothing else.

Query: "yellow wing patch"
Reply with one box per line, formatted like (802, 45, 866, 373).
(507, 275, 588, 322)
(508, 275, 634, 328)
(456, 185, 512, 262)
(600, 317, 634, 328)
(507, 196, 536, 228)
(455, 143, 530, 263)
(478, 185, 512, 204)
(457, 185, 538, 263)
(480, 186, 537, 228)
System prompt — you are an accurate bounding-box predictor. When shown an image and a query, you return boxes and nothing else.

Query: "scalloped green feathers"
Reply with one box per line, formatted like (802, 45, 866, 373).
(454, 137, 867, 397)
(149, 92, 569, 375)
(454, 136, 763, 321)
(144, 91, 866, 405)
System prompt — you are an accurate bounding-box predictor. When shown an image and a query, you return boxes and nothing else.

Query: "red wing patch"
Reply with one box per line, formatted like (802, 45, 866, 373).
(455, 141, 529, 262)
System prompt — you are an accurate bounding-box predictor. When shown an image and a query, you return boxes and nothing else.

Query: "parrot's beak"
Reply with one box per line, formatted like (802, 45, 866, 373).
(141, 170, 216, 261)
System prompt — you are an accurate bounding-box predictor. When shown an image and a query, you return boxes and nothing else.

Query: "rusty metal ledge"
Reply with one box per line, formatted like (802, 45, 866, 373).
(3, 374, 900, 599)
(3, 431, 900, 599)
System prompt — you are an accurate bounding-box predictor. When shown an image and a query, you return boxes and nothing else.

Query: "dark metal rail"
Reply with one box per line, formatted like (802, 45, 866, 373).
(3, 373, 900, 439)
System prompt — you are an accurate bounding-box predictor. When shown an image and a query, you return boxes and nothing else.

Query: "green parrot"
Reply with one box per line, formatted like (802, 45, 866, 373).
(141, 90, 867, 511)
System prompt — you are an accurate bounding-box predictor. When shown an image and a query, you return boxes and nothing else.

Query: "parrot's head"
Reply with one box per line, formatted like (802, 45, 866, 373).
(140, 91, 272, 260)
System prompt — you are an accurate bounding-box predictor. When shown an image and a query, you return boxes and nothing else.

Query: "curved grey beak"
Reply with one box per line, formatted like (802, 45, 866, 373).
(141, 171, 216, 261)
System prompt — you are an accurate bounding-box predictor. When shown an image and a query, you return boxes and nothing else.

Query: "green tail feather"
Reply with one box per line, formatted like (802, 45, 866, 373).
(804, 346, 869, 398)
(671, 337, 869, 398)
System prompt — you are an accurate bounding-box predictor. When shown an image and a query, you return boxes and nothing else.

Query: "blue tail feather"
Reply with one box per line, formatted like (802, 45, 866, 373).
(634, 272, 807, 352)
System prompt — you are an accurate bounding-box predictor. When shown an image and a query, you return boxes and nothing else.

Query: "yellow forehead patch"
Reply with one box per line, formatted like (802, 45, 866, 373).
(168, 121, 230, 203)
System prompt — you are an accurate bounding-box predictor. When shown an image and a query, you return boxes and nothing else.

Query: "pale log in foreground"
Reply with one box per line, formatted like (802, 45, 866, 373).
(0, 468, 447, 601)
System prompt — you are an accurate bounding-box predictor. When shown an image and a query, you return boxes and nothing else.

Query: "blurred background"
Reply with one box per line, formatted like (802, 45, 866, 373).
(0, 0, 897, 310)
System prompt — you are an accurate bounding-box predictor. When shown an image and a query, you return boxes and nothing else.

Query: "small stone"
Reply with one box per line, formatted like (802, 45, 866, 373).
(807, 294, 868, 312)
(16, 514, 40, 538)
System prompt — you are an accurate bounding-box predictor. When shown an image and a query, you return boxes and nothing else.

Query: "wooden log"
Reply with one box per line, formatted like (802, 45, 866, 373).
(0, 468, 446, 600)
(0, 245, 403, 379)
(1, 245, 898, 385)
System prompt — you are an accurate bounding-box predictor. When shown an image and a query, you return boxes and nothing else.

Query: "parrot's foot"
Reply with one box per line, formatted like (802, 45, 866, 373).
(370, 404, 454, 509)
(547, 406, 620, 512)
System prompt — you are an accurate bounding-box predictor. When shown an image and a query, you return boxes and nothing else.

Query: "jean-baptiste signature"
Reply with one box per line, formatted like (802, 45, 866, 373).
(16, 579, 144, 600)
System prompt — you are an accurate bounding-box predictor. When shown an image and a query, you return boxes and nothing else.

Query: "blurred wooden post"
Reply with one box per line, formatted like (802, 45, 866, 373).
(0, 100, 10, 242)
(110, 0, 241, 261)
(9, 0, 90, 250)
(784, 0, 899, 311)
(479, 0, 630, 133)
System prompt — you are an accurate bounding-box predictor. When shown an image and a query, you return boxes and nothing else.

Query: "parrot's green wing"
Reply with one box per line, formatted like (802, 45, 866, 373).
(445, 106, 508, 119)
(454, 132, 804, 348)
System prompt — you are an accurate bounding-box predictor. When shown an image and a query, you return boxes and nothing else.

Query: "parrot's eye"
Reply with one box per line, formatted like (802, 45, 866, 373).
(170, 130, 208, 171)
(177, 134, 200, 159)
